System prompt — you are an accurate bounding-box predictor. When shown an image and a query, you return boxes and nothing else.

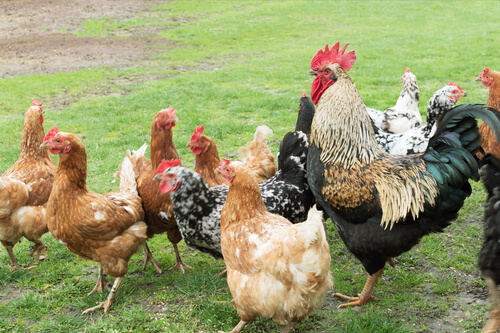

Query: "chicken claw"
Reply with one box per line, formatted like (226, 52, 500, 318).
(83, 277, 123, 314)
(88, 265, 111, 296)
(168, 243, 193, 273)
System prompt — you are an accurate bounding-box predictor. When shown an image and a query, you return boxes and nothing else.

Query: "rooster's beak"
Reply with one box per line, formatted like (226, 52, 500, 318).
(309, 69, 318, 76)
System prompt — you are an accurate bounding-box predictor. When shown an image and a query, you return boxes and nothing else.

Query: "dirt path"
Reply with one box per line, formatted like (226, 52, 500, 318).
(0, 0, 170, 78)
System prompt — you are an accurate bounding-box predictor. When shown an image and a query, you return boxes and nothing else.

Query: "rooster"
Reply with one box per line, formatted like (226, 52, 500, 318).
(476, 67, 500, 160)
(367, 67, 422, 134)
(1, 99, 56, 270)
(307, 41, 500, 307)
(479, 154, 500, 333)
(187, 125, 277, 186)
(40, 127, 147, 314)
(216, 158, 332, 333)
(373, 82, 467, 155)
(153, 130, 314, 259)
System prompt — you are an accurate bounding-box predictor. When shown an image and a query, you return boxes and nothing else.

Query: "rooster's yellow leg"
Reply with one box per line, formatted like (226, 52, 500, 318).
(83, 277, 123, 314)
(168, 242, 193, 274)
(482, 277, 500, 333)
(142, 242, 162, 274)
(88, 265, 110, 296)
(334, 268, 383, 308)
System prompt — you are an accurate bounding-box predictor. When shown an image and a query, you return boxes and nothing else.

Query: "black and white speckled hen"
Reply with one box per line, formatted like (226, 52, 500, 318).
(478, 154, 500, 333)
(153, 130, 314, 258)
(366, 67, 421, 134)
(373, 82, 467, 155)
(307, 41, 500, 308)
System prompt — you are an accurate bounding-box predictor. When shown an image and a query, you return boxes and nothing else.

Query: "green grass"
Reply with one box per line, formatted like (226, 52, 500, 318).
(1, 1, 499, 332)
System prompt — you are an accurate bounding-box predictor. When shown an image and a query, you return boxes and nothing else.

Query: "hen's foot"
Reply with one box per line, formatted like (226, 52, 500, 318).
(482, 307, 500, 333)
(82, 297, 114, 315)
(88, 266, 110, 296)
(168, 260, 193, 274)
(142, 243, 162, 274)
(29, 242, 47, 262)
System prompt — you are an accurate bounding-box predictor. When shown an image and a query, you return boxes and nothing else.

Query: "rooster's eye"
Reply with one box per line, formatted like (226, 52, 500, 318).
(324, 69, 331, 75)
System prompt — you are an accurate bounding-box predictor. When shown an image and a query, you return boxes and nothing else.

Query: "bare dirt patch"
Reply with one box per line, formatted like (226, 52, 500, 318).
(0, 0, 176, 78)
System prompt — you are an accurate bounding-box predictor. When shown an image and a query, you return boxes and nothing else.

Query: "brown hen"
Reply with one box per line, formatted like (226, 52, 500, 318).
(476, 68, 500, 160)
(1, 100, 56, 270)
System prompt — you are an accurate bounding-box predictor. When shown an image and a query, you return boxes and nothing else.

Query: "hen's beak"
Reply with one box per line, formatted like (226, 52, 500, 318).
(153, 174, 162, 182)
(186, 141, 192, 147)
(461, 91, 467, 97)
(475, 75, 482, 82)
(309, 69, 318, 76)
(39, 141, 50, 149)
(214, 167, 221, 174)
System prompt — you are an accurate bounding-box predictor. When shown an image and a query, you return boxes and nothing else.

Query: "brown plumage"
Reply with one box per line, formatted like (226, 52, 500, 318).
(0, 101, 56, 270)
(476, 68, 500, 160)
(41, 129, 146, 314)
(136, 107, 191, 273)
(186, 126, 226, 187)
(187, 125, 277, 187)
(218, 159, 332, 333)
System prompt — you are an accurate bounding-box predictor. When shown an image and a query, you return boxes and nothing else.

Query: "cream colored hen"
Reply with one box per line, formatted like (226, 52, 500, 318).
(217, 159, 332, 333)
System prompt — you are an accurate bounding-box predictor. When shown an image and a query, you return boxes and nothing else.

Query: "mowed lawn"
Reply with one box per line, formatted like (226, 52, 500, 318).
(0, 1, 499, 332)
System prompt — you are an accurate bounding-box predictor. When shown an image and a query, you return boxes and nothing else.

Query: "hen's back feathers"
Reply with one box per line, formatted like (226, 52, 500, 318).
(238, 125, 277, 182)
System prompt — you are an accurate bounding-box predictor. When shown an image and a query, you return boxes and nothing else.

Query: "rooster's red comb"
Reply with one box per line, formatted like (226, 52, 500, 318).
(448, 81, 463, 92)
(32, 99, 42, 107)
(44, 126, 58, 142)
(310, 41, 356, 72)
(302, 90, 306, 98)
(404, 67, 410, 73)
(156, 159, 180, 175)
(190, 125, 204, 142)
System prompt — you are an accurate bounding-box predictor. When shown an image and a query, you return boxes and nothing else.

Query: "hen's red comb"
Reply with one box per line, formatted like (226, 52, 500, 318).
(219, 158, 231, 168)
(448, 81, 463, 92)
(302, 90, 306, 98)
(190, 125, 204, 142)
(485, 67, 490, 73)
(310, 41, 356, 72)
(404, 67, 410, 73)
(156, 159, 180, 175)
(44, 126, 58, 142)
(165, 106, 175, 117)
(32, 99, 42, 107)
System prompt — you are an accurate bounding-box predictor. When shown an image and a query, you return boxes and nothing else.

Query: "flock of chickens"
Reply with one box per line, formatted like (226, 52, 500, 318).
(2, 41, 500, 332)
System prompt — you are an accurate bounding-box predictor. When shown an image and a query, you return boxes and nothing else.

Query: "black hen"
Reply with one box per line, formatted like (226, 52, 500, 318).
(154, 130, 314, 258)
(479, 154, 500, 333)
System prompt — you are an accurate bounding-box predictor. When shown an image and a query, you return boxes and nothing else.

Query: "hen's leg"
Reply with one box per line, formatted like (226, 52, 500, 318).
(142, 242, 162, 274)
(283, 322, 298, 333)
(334, 268, 383, 308)
(482, 277, 500, 333)
(229, 320, 250, 333)
(29, 240, 47, 263)
(88, 265, 110, 296)
(83, 277, 123, 314)
(2, 242, 19, 271)
(168, 242, 193, 274)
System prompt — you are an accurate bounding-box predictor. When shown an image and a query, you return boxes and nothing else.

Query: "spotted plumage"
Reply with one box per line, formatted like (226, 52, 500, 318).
(154, 131, 314, 258)
(366, 68, 421, 134)
(373, 83, 466, 155)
